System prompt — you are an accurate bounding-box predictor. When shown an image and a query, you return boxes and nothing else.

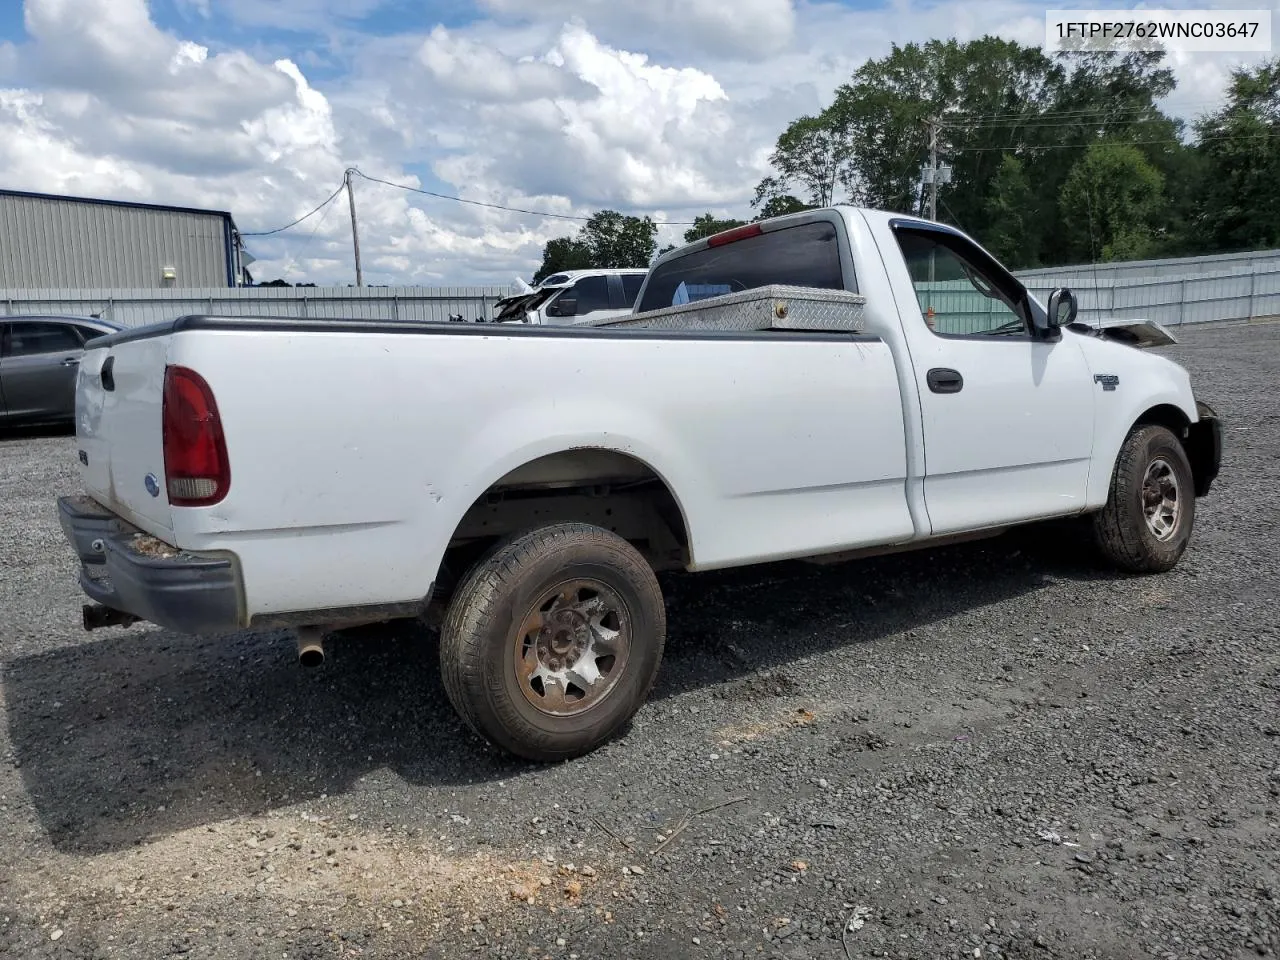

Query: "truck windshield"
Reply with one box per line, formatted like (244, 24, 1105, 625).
(637, 220, 846, 313)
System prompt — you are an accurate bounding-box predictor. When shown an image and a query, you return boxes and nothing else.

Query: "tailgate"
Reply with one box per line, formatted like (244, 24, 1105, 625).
(76, 334, 174, 536)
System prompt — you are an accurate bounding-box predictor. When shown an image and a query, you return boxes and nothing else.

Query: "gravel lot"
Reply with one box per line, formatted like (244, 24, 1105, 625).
(2, 320, 1278, 960)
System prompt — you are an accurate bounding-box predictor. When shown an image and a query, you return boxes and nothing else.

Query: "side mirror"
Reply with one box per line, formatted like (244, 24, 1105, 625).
(549, 296, 577, 318)
(1045, 287, 1077, 328)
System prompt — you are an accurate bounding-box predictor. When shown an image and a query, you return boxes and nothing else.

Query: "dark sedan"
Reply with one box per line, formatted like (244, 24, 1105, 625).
(0, 315, 124, 428)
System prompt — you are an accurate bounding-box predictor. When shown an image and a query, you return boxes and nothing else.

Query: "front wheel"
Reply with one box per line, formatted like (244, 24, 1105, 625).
(439, 523, 667, 761)
(1091, 424, 1196, 573)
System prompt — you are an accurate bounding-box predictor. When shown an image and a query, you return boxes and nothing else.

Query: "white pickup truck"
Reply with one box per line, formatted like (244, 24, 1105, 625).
(57, 206, 1222, 762)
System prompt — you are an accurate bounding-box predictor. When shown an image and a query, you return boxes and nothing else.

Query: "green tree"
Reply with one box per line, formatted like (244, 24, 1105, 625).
(1042, 49, 1188, 256)
(534, 210, 658, 283)
(1192, 58, 1280, 252)
(1059, 141, 1166, 262)
(750, 107, 858, 214)
(580, 210, 658, 268)
(758, 38, 1067, 221)
(753, 193, 814, 220)
(683, 213, 746, 244)
(534, 236, 593, 283)
(750, 37, 1193, 265)
(982, 155, 1036, 267)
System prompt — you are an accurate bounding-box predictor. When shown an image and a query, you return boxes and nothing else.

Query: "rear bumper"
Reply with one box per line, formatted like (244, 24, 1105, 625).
(57, 495, 244, 634)
(1188, 400, 1223, 497)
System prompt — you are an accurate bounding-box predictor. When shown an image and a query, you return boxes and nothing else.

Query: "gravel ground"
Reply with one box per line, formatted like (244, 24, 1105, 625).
(1, 319, 1278, 960)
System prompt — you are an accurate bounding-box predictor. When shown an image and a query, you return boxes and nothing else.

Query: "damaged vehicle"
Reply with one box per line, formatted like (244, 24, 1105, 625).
(490, 268, 648, 325)
(55, 205, 1222, 762)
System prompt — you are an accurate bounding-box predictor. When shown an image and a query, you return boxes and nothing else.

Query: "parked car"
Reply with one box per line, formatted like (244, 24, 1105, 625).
(0, 314, 123, 428)
(491, 268, 649, 324)
(55, 206, 1221, 763)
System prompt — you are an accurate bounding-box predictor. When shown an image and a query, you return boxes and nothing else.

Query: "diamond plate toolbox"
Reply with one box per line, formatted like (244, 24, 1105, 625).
(600, 284, 868, 334)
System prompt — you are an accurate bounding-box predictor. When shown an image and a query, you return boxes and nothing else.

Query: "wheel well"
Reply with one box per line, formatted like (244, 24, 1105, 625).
(1133, 403, 1191, 438)
(1130, 403, 1217, 495)
(432, 450, 692, 607)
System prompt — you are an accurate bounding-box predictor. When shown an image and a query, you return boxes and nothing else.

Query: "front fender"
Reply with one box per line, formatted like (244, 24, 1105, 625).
(1076, 335, 1201, 509)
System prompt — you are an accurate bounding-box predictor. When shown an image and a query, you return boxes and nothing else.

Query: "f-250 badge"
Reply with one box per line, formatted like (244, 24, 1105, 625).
(1094, 374, 1120, 392)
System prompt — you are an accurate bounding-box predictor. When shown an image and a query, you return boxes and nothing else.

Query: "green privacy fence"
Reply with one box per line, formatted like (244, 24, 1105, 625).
(911, 281, 1016, 335)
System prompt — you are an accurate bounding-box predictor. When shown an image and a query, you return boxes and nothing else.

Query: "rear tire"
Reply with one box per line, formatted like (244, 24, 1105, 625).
(1091, 424, 1196, 573)
(439, 523, 666, 762)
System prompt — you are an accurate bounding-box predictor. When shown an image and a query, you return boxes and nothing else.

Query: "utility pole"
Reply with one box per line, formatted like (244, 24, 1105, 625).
(927, 117, 939, 222)
(919, 117, 953, 283)
(345, 167, 364, 287)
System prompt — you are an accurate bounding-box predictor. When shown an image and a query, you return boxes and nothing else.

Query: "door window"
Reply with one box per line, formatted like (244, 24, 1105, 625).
(569, 276, 612, 315)
(893, 228, 1029, 337)
(74, 325, 111, 343)
(621, 273, 645, 306)
(8, 322, 85, 356)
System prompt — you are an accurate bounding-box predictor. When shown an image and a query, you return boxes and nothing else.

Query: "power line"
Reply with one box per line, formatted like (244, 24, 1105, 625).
(236, 121, 1274, 240)
(948, 108, 1158, 124)
(957, 117, 1182, 131)
(238, 169, 709, 239)
(277, 183, 340, 281)
(943, 98, 1227, 122)
(350, 168, 704, 225)
(951, 129, 1274, 153)
(240, 182, 345, 236)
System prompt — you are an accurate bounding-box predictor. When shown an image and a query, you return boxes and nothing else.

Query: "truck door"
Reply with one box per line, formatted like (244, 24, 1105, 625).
(0, 323, 8, 419)
(0, 320, 86, 422)
(884, 221, 1095, 535)
(544, 275, 613, 324)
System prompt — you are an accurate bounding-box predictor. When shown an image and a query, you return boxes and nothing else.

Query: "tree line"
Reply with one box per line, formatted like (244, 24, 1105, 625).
(535, 41, 1280, 281)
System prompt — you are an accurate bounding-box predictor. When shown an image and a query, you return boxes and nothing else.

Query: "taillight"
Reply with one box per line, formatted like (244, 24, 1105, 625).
(162, 365, 230, 506)
(707, 223, 763, 247)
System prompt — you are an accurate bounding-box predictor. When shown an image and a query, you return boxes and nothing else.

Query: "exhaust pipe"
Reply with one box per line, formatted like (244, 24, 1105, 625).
(296, 627, 326, 667)
(82, 603, 141, 631)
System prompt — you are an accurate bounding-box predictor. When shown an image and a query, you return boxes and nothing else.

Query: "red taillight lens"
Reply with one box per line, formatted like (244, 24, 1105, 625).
(707, 223, 763, 247)
(162, 365, 230, 506)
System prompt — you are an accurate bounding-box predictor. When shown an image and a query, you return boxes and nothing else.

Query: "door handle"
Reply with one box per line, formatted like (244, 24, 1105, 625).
(927, 367, 964, 394)
(61, 357, 80, 367)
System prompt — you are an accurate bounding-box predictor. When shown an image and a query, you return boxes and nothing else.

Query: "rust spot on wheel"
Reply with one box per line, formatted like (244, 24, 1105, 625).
(513, 580, 632, 717)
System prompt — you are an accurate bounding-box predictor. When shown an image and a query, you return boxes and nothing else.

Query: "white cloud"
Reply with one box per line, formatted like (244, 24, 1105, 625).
(418, 24, 589, 102)
(214, 0, 392, 31)
(364, 21, 762, 212)
(478, 0, 798, 60)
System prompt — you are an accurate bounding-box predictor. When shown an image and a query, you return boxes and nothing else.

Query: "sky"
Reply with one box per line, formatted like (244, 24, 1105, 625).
(0, 0, 1276, 288)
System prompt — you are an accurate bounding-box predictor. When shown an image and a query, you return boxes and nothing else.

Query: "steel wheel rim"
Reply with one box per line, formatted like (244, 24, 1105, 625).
(513, 579, 632, 717)
(1141, 457, 1181, 541)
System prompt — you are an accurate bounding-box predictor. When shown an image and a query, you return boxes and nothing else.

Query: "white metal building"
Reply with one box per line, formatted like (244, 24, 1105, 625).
(0, 188, 248, 289)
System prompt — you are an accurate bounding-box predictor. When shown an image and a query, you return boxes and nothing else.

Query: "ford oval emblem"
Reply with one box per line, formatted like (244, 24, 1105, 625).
(144, 473, 161, 498)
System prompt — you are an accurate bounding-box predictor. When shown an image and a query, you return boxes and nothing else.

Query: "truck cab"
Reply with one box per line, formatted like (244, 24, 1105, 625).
(491, 268, 648, 325)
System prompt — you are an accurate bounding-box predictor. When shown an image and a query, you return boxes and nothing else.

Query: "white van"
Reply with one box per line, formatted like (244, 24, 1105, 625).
(491, 269, 649, 325)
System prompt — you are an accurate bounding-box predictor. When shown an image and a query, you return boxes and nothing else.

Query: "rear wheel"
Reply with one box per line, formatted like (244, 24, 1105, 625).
(439, 523, 666, 761)
(1091, 424, 1196, 573)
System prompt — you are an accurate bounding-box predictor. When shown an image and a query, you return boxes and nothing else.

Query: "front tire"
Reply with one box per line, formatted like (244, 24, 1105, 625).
(439, 523, 667, 762)
(1091, 424, 1196, 573)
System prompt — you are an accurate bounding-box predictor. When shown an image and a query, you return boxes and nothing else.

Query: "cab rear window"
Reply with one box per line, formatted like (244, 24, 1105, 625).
(637, 220, 846, 313)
